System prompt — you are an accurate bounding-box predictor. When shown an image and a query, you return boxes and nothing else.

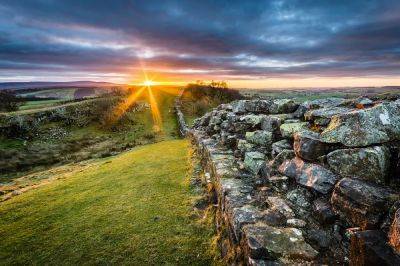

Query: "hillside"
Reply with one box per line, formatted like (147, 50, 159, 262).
(0, 87, 182, 181)
(0, 81, 127, 90)
(0, 140, 217, 265)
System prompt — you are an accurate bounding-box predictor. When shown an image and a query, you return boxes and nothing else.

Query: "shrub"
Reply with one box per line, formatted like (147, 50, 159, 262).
(181, 81, 243, 117)
(0, 91, 25, 112)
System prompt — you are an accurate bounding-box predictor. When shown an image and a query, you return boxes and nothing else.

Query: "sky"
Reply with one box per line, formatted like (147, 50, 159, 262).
(0, 0, 400, 88)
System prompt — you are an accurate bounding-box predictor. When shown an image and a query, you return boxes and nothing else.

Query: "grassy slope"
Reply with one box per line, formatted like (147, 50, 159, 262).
(19, 99, 66, 111)
(0, 140, 216, 265)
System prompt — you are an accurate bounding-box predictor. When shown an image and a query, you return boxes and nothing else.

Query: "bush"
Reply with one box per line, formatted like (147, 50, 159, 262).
(0, 91, 25, 112)
(183, 81, 242, 103)
(181, 81, 243, 117)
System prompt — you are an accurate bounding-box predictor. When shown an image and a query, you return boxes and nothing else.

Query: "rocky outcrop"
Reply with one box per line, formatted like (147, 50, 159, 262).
(189, 96, 400, 265)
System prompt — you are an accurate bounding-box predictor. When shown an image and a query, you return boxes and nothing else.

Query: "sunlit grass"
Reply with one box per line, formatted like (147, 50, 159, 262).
(0, 140, 216, 265)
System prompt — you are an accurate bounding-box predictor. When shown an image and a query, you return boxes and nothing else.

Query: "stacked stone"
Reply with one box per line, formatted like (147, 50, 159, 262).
(190, 97, 400, 265)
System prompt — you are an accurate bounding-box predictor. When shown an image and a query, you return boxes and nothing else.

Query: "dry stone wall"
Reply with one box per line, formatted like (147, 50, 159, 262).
(188, 97, 400, 265)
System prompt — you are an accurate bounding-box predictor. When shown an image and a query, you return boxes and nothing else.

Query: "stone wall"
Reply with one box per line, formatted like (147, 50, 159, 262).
(174, 98, 189, 137)
(189, 97, 400, 265)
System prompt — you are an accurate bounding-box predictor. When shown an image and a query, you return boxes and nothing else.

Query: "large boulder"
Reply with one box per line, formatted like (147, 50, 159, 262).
(242, 223, 319, 260)
(244, 151, 266, 174)
(320, 101, 400, 147)
(331, 178, 396, 229)
(293, 130, 328, 161)
(327, 146, 390, 184)
(279, 157, 339, 194)
(245, 130, 273, 147)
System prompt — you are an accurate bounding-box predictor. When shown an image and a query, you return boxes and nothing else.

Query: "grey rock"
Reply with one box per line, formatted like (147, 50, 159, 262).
(233, 100, 271, 114)
(248, 258, 280, 266)
(244, 152, 266, 174)
(230, 205, 265, 240)
(240, 114, 266, 127)
(246, 130, 273, 147)
(286, 187, 313, 209)
(269, 99, 299, 114)
(279, 157, 339, 194)
(294, 130, 327, 161)
(287, 218, 306, 228)
(263, 209, 287, 226)
(260, 115, 284, 138)
(305, 107, 352, 126)
(294, 98, 346, 118)
(258, 162, 271, 179)
(307, 228, 332, 249)
(238, 139, 255, 154)
(219, 178, 254, 210)
(327, 146, 390, 184)
(331, 177, 396, 229)
(267, 175, 289, 192)
(280, 122, 309, 138)
(243, 223, 319, 260)
(313, 198, 337, 224)
(269, 150, 295, 175)
(321, 101, 400, 147)
(233, 122, 258, 134)
(266, 196, 295, 219)
(353, 97, 374, 107)
(271, 139, 292, 157)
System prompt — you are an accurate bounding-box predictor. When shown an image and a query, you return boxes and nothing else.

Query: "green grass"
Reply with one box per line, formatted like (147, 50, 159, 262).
(0, 140, 216, 265)
(19, 88, 77, 99)
(19, 99, 66, 111)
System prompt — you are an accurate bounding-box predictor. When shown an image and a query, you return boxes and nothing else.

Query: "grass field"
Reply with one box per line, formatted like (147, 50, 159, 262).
(18, 99, 66, 111)
(19, 88, 78, 99)
(0, 140, 217, 265)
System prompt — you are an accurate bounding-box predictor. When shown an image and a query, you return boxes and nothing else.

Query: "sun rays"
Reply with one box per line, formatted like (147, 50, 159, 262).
(112, 76, 164, 132)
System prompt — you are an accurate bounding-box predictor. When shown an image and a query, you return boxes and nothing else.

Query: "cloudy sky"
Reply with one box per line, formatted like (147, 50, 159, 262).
(0, 0, 400, 88)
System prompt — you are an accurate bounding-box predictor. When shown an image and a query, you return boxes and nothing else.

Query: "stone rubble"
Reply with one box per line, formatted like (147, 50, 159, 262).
(186, 97, 400, 264)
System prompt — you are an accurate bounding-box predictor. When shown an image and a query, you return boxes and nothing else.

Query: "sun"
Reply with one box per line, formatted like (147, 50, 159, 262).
(143, 80, 155, 86)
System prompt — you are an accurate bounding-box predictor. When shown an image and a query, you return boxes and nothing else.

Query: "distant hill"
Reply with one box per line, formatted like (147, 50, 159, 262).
(0, 81, 128, 90)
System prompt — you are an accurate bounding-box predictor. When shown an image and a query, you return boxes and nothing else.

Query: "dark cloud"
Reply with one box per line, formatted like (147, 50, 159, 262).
(0, 0, 399, 82)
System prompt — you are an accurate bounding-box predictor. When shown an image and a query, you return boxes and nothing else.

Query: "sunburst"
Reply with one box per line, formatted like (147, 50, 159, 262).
(112, 74, 163, 132)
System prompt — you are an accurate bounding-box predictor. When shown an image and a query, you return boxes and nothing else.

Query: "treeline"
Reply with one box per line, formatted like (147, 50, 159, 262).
(181, 81, 243, 116)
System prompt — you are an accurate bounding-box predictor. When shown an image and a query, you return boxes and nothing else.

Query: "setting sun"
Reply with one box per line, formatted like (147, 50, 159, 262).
(143, 80, 155, 86)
